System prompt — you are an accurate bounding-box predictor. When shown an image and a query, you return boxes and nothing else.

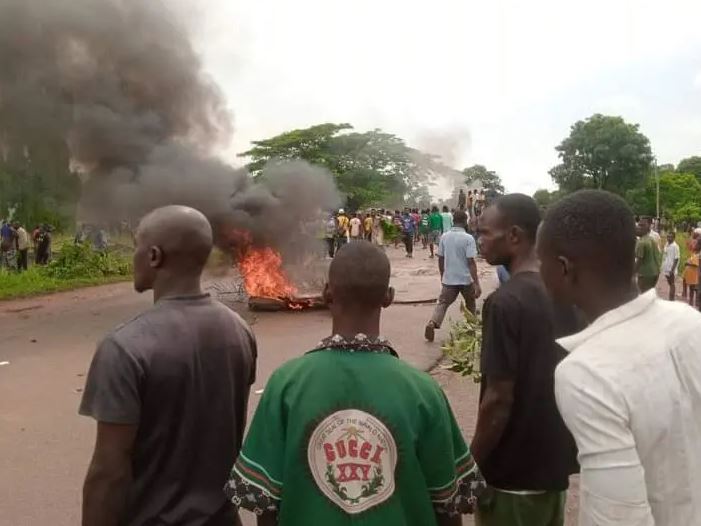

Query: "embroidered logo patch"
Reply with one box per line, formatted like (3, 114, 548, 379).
(308, 409, 397, 514)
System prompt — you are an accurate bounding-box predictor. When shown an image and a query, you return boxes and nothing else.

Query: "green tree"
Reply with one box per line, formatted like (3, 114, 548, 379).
(677, 156, 701, 182)
(241, 124, 435, 209)
(241, 123, 353, 177)
(627, 171, 701, 224)
(462, 165, 505, 196)
(532, 188, 560, 208)
(549, 114, 654, 194)
(0, 155, 80, 230)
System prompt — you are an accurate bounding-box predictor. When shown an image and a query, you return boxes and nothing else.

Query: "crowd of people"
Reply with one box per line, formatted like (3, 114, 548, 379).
(0, 220, 52, 271)
(76, 191, 700, 526)
(630, 215, 701, 309)
(323, 189, 489, 262)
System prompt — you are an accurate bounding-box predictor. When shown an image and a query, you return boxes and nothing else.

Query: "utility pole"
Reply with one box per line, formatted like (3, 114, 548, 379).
(655, 160, 660, 221)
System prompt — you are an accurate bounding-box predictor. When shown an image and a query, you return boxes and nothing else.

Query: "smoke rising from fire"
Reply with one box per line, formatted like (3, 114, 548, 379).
(0, 0, 340, 252)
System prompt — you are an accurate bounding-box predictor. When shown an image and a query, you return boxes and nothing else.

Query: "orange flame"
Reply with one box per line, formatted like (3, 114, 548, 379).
(231, 230, 299, 300)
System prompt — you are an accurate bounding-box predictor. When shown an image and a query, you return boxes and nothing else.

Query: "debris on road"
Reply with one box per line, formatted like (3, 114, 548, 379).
(0, 361, 10, 366)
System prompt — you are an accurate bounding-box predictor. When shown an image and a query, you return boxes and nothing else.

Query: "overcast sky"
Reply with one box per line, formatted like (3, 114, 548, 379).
(189, 0, 701, 196)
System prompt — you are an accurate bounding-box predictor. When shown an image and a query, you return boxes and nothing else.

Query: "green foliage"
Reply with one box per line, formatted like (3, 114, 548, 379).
(0, 156, 80, 231)
(0, 243, 132, 300)
(549, 114, 654, 194)
(532, 188, 562, 208)
(626, 171, 701, 224)
(241, 123, 435, 210)
(45, 242, 132, 279)
(463, 164, 505, 196)
(381, 219, 401, 241)
(441, 304, 482, 383)
(677, 156, 701, 182)
(241, 123, 353, 177)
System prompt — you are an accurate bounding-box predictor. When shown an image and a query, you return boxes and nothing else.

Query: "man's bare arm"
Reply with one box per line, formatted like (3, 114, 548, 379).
(468, 258, 481, 298)
(82, 423, 138, 526)
(438, 256, 445, 279)
(470, 379, 514, 466)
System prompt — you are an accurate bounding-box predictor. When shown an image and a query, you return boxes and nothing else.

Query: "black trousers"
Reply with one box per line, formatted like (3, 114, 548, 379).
(325, 238, 335, 258)
(403, 234, 413, 254)
(17, 249, 28, 271)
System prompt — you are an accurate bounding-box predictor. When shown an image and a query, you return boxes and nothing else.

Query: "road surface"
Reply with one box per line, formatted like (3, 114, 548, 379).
(0, 247, 577, 525)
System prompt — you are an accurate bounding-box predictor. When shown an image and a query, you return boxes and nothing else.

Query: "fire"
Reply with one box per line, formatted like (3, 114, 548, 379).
(230, 230, 299, 301)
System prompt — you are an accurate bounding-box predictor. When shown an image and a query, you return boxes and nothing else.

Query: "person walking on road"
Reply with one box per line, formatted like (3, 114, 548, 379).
(336, 209, 350, 251)
(226, 241, 485, 526)
(324, 213, 337, 258)
(401, 209, 415, 258)
(683, 246, 699, 307)
(538, 190, 701, 526)
(662, 231, 680, 301)
(440, 205, 453, 233)
(635, 217, 661, 293)
(428, 206, 443, 258)
(372, 210, 385, 248)
(363, 211, 373, 242)
(80, 205, 257, 526)
(424, 210, 481, 342)
(458, 189, 466, 211)
(349, 212, 362, 241)
(471, 194, 580, 526)
(14, 222, 29, 271)
(419, 208, 430, 249)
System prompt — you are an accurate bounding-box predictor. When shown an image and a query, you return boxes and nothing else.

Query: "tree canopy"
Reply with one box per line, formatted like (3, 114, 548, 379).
(549, 114, 653, 194)
(532, 188, 561, 208)
(0, 143, 80, 229)
(677, 156, 701, 182)
(462, 164, 505, 196)
(627, 171, 701, 224)
(241, 123, 438, 210)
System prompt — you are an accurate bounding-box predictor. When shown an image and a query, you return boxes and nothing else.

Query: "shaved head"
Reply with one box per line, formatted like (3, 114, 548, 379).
(134, 205, 213, 293)
(328, 241, 391, 308)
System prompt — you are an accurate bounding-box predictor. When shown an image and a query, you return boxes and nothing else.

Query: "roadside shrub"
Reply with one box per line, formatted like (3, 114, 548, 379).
(441, 304, 482, 383)
(45, 242, 132, 279)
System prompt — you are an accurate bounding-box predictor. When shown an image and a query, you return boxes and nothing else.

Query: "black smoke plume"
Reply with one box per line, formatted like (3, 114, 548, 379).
(0, 0, 340, 252)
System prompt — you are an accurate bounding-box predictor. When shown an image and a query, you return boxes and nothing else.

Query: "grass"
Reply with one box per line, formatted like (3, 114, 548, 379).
(0, 241, 133, 301)
(0, 268, 130, 300)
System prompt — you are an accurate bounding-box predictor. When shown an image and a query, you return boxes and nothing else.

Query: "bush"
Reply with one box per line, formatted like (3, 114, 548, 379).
(441, 304, 482, 383)
(0, 242, 132, 300)
(45, 242, 132, 279)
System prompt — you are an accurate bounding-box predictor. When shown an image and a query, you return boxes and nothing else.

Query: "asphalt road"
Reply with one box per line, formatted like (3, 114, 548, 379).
(1, 247, 489, 526)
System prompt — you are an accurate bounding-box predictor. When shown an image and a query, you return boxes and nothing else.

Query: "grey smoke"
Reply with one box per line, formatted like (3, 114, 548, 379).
(0, 0, 340, 253)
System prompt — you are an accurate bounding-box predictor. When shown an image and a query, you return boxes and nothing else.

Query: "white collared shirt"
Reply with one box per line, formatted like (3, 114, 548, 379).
(555, 291, 701, 526)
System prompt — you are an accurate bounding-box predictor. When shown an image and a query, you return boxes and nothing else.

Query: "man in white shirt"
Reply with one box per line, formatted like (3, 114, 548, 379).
(662, 231, 680, 301)
(537, 189, 701, 526)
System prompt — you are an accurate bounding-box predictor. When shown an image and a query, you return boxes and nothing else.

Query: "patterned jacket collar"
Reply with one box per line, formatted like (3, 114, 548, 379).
(308, 333, 398, 357)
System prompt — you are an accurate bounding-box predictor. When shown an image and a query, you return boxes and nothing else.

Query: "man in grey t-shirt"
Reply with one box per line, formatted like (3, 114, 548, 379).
(425, 210, 481, 342)
(80, 206, 257, 526)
